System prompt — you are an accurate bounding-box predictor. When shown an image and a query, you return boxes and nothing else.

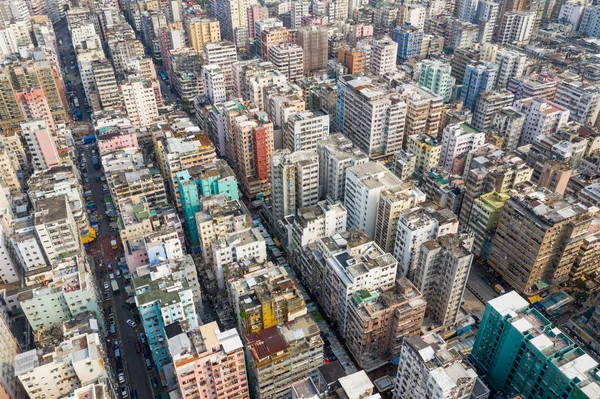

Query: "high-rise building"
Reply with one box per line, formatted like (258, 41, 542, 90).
(475, 0, 500, 43)
(290, 0, 310, 29)
(413, 234, 473, 327)
(316, 134, 369, 203)
(169, 322, 249, 399)
(245, 315, 323, 399)
(336, 76, 406, 159)
(369, 37, 398, 75)
(269, 43, 304, 81)
(283, 110, 329, 152)
(202, 64, 227, 105)
(0, 313, 19, 398)
(455, 0, 478, 22)
(337, 46, 367, 75)
(393, 25, 423, 62)
(20, 119, 60, 171)
(472, 291, 600, 398)
(472, 91, 515, 131)
(121, 77, 160, 127)
(444, 18, 478, 50)
(407, 133, 441, 176)
(260, 26, 289, 62)
(497, 11, 536, 45)
(460, 62, 498, 111)
(514, 97, 570, 146)
(491, 106, 526, 149)
(488, 190, 592, 294)
(186, 18, 221, 51)
(204, 41, 238, 90)
(438, 122, 485, 174)
(553, 79, 600, 126)
(231, 110, 274, 198)
(247, 4, 267, 40)
(467, 191, 511, 258)
(254, 18, 283, 59)
(418, 59, 453, 102)
(399, 84, 444, 145)
(92, 59, 122, 109)
(271, 149, 319, 221)
(494, 48, 528, 90)
(346, 278, 426, 370)
(507, 72, 561, 100)
(578, 5, 600, 38)
(345, 162, 403, 238)
(216, 0, 249, 42)
(393, 334, 478, 399)
(297, 26, 329, 74)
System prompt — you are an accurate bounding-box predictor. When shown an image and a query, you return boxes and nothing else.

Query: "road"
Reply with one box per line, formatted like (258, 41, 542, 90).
(80, 145, 160, 399)
(467, 259, 502, 304)
(55, 22, 90, 122)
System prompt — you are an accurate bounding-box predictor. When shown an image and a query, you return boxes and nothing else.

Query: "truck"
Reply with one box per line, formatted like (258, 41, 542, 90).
(493, 284, 506, 295)
(92, 156, 99, 170)
(111, 280, 119, 295)
(82, 136, 96, 145)
(75, 109, 82, 120)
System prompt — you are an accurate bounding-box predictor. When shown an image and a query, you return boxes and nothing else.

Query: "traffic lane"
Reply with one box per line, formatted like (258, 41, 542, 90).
(462, 289, 485, 320)
(112, 279, 154, 399)
(467, 261, 499, 303)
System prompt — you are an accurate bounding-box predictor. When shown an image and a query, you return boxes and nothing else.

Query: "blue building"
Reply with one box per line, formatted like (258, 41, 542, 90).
(176, 159, 239, 250)
(460, 62, 498, 111)
(392, 24, 423, 62)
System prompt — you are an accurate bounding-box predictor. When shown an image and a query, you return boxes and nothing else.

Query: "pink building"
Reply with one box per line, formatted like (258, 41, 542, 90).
(351, 24, 374, 45)
(247, 5, 266, 39)
(97, 128, 140, 154)
(20, 119, 60, 170)
(169, 322, 249, 399)
(16, 88, 55, 132)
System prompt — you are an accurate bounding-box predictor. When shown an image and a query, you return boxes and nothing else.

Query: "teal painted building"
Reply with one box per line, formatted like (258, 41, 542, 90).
(176, 159, 239, 250)
(472, 292, 600, 399)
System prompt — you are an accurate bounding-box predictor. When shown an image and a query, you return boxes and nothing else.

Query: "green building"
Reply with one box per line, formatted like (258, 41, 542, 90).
(176, 159, 239, 251)
(472, 291, 600, 399)
(468, 191, 510, 258)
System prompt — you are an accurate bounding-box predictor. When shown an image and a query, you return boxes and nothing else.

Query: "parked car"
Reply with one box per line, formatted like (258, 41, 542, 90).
(131, 390, 138, 399)
(143, 345, 150, 357)
(126, 319, 136, 328)
(139, 333, 146, 344)
(104, 292, 110, 301)
(107, 307, 113, 315)
(107, 264, 113, 272)
(133, 314, 140, 323)
(118, 372, 125, 384)
(135, 342, 141, 353)
(151, 377, 158, 389)
(103, 281, 109, 290)
(113, 340, 119, 349)
(120, 386, 128, 398)
(145, 358, 153, 370)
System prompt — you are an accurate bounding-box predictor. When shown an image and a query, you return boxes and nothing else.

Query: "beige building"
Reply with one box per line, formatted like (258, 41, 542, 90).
(186, 18, 221, 51)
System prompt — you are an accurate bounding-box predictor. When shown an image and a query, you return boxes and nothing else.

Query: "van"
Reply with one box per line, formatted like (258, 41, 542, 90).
(145, 358, 153, 370)
(114, 348, 121, 358)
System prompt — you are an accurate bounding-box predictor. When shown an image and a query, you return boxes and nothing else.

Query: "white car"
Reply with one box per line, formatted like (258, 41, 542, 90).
(118, 372, 125, 384)
(103, 281, 109, 290)
(126, 319, 136, 328)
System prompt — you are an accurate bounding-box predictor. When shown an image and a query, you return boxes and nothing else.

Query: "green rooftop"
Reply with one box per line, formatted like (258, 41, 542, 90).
(460, 122, 480, 135)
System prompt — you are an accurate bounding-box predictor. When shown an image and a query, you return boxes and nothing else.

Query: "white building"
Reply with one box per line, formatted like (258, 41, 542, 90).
(345, 162, 402, 239)
(16, 333, 108, 399)
(33, 195, 80, 264)
(204, 41, 238, 89)
(438, 123, 485, 173)
(369, 37, 398, 75)
(202, 64, 227, 105)
(283, 110, 329, 152)
(0, 312, 19, 398)
(494, 48, 527, 91)
(394, 206, 458, 278)
(579, 6, 600, 38)
(393, 334, 478, 399)
(514, 97, 570, 146)
(553, 79, 600, 127)
(497, 11, 535, 45)
(121, 77, 160, 128)
(269, 43, 304, 81)
(317, 134, 368, 203)
(337, 75, 407, 159)
(211, 227, 266, 289)
(559, 2, 586, 30)
(271, 149, 320, 221)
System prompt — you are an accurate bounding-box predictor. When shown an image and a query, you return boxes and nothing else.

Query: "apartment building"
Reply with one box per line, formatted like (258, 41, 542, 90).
(296, 26, 328, 74)
(553, 79, 600, 127)
(494, 48, 528, 90)
(369, 37, 398, 75)
(394, 204, 458, 279)
(337, 76, 406, 159)
(16, 333, 108, 399)
(337, 46, 367, 75)
(186, 18, 221, 51)
(20, 119, 60, 171)
(467, 191, 511, 258)
(407, 133, 441, 177)
(393, 334, 478, 399)
(134, 268, 199, 372)
(460, 62, 498, 111)
(316, 134, 368, 203)
(345, 162, 403, 239)
(514, 97, 570, 146)
(169, 322, 249, 399)
(507, 72, 561, 100)
(346, 278, 426, 371)
(283, 110, 329, 152)
(497, 10, 535, 45)
(246, 315, 323, 399)
(211, 227, 267, 289)
(204, 41, 238, 89)
(413, 235, 473, 327)
(438, 122, 485, 174)
(202, 64, 227, 105)
(399, 84, 444, 145)
(91, 59, 122, 109)
(472, 292, 600, 398)
(491, 107, 526, 149)
(418, 59, 453, 102)
(229, 263, 307, 335)
(33, 195, 79, 264)
(488, 190, 592, 294)
(120, 77, 160, 128)
(230, 110, 274, 199)
(270, 43, 304, 81)
(472, 91, 515, 131)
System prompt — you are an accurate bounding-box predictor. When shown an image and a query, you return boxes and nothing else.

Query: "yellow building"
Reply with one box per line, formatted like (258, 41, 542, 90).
(186, 18, 221, 52)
